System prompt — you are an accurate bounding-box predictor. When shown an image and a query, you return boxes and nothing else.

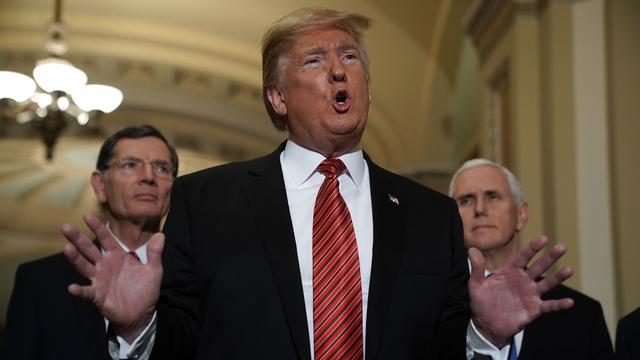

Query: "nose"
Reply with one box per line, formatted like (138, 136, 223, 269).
(329, 56, 347, 83)
(474, 198, 486, 217)
(140, 163, 156, 184)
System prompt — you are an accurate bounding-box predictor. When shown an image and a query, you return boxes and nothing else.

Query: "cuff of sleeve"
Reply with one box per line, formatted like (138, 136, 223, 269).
(117, 312, 157, 359)
(466, 320, 511, 360)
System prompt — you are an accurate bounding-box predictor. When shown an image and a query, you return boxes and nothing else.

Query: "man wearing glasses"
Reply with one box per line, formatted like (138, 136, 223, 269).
(0, 125, 178, 360)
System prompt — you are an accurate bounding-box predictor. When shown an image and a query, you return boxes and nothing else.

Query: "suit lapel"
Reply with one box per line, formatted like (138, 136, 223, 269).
(243, 145, 311, 360)
(364, 159, 406, 360)
(240, 148, 406, 360)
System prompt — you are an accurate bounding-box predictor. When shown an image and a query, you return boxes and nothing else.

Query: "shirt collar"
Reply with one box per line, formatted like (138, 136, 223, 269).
(105, 222, 148, 263)
(466, 257, 493, 278)
(281, 139, 365, 189)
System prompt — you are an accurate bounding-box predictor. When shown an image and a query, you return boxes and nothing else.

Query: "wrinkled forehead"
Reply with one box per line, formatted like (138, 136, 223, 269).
(284, 27, 357, 57)
(112, 137, 171, 161)
(453, 165, 511, 196)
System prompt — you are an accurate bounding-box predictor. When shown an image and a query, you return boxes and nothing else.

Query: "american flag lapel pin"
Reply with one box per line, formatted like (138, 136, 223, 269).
(388, 194, 399, 205)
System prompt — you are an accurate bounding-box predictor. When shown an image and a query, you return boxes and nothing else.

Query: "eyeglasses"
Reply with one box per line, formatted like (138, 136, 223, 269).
(107, 156, 175, 180)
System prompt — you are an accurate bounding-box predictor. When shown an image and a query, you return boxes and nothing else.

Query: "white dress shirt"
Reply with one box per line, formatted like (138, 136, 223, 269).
(281, 140, 373, 359)
(281, 140, 504, 360)
(105, 224, 155, 360)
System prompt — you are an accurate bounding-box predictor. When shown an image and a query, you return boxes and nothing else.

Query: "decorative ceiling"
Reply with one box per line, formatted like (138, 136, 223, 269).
(0, 0, 474, 163)
(0, 0, 474, 263)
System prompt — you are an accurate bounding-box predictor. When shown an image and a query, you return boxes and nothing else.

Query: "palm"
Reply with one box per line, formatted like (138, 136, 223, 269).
(62, 213, 163, 340)
(92, 249, 161, 327)
(468, 236, 574, 347)
(470, 267, 542, 341)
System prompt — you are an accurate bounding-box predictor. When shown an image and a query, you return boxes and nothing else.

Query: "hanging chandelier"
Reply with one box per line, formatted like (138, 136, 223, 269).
(0, 0, 122, 160)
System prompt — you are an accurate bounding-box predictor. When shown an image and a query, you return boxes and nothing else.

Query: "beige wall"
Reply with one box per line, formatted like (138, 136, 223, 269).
(608, 0, 640, 318)
(463, 0, 640, 334)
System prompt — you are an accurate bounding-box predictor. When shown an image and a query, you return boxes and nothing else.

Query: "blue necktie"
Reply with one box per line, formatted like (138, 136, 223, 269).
(508, 337, 517, 360)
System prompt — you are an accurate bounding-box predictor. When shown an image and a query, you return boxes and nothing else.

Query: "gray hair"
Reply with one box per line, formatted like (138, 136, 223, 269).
(448, 158, 524, 205)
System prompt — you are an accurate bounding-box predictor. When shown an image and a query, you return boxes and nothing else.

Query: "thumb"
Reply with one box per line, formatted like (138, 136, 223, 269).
(146, 232, 165, 269)
(468, 247, 486, 284)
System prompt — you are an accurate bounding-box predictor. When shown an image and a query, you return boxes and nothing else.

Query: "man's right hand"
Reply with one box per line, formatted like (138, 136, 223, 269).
(467, 235, 574, 348)
(62, 213, 164, 343)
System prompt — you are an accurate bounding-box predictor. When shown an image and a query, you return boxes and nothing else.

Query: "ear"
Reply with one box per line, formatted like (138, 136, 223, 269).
(368, 90, 372, 104)
(90, 170, 108, 204)
(266, 85, 287, 116)
(516, 202, 530, 232)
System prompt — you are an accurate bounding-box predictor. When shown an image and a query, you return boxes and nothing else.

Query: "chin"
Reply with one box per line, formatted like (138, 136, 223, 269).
(330, 121, 365, 140)
(466, 238, 497, 251)
(130, 208, 163, 220)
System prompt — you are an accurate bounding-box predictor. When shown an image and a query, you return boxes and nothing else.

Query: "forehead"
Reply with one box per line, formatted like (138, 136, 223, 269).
(453, 165, 511, 196)
(112, 137, 171, 160)
(289, 28, 358, 54)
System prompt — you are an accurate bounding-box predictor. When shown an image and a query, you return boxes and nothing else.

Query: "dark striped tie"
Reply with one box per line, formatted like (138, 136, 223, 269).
(313, 158, 363, 360)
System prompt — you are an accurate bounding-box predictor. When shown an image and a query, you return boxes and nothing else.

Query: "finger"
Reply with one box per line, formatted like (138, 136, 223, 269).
(64, 243, 96, 279)
(83, 213, 119, 252)
(61, 223, 102, 264)
(467, 247, 486, 284)
(510, 235, 549, 269)
(537, 265, 573, 294)
(527, 243, 567, 280)
(68, 283, 96, 300)
(540, 297, 574, 314)
(146, 232, 165, 270)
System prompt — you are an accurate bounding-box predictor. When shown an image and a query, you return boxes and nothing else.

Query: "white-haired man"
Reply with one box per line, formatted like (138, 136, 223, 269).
(449, 158, 614, 359)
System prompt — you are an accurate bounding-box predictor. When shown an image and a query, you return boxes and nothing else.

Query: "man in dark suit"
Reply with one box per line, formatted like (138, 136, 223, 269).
(449, 158, 615, 359)
(616, 307, 640, 360)
(0, 125, 178, 360)
(62, 8, 575, 359)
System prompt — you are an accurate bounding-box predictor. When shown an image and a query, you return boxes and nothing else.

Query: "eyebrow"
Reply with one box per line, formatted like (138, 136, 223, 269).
(455, 193, 474, 201)
(336, 43, 358, 53)
(455, 189, 502, 199)
(303, 42, 357, 56)
(481, 189, 505, 197)
(303, 46, 326, 56)
(120, 156, 170, 164)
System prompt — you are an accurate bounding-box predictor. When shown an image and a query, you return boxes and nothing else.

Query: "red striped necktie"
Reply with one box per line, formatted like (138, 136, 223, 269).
(313, 158, 363, 360)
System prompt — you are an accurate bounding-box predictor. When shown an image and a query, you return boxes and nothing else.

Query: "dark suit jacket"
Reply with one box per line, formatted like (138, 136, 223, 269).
(152, 144, 471, 359)
(0, 252, 111, 360)
(518, 284, 614, 360)
(616, 307, 640, 360)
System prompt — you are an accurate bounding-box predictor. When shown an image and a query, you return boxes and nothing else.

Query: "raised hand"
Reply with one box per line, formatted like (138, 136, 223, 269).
(62, 213, 164, 342)
(468, 235, 574, 347)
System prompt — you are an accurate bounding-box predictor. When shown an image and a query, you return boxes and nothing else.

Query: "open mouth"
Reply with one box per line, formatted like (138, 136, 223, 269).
(332, 90, 351, 113)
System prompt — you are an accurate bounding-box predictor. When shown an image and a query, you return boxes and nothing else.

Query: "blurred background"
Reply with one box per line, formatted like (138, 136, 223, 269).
(0, 0, 638, 340)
